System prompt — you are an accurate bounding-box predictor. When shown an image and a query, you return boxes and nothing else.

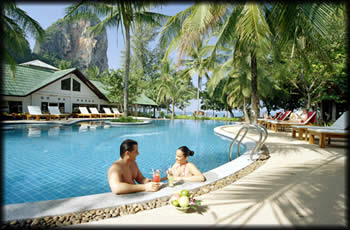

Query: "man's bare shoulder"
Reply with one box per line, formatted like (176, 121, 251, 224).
(108, 161, 123, 173)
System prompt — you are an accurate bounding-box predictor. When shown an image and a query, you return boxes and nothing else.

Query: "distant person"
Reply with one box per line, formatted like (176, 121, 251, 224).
(108, 139, 160, 194)
(161, 146, 206, 182)
(289, 109, 308, 122)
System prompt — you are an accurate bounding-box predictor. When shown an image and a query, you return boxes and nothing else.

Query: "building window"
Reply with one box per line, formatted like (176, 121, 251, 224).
(73, 79, 81, 92)
(59, 103, 65, 113)
(61, 78, 71, 91)
(8, 101, 22, 113)
(41, 102, 48, 113)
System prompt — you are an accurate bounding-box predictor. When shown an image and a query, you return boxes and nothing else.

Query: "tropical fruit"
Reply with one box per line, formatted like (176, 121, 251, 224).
(180, 189, 190, 197)
(178, 196, 189, 208)
(172, 199, 180, 207)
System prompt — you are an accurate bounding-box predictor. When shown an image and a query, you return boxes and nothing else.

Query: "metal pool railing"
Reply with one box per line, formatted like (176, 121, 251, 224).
(228, 124, 268, 161)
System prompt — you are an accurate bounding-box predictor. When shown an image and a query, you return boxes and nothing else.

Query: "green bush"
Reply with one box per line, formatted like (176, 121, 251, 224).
(159, 111, 165, 118)
(110, 116, 142, 123)
(170, 114, 242, 122)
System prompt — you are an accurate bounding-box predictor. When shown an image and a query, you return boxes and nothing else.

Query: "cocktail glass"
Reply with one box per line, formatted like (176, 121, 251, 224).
(152, 170, 160, 183)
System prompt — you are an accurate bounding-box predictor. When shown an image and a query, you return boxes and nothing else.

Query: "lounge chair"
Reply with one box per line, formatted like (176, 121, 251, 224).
(308, 128, 349, 148)
(26, 105, 51, 121)
(89, 107, 106, 118)
(291, 111, 348, 141)
(111, 108, 123, 117)
(103, 108, 118, 118)
(268, 111, 316, 132)
(77, 107, 93, 118)
(257, 111, 287, 128)
(48, 106, 70, 120)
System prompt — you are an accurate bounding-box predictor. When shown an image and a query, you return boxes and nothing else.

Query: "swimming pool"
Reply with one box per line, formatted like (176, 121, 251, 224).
(2, 119, 245, 205)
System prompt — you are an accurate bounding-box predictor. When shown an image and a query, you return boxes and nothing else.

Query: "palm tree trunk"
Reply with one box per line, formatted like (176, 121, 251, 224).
(171, 98, 175, 120)
(123, 26, 130, 117)
(250, 52, 259, 124)
(196, 75, 201, 116)
(243, 97, 249, 122)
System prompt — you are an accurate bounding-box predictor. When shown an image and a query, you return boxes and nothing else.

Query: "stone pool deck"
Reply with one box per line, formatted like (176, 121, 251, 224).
(74, 124, 347, 227)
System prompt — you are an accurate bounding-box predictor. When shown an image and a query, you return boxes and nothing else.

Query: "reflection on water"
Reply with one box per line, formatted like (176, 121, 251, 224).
(78, 121, 105, 132)
(79, 124, 89, 132)
(48, 126, 60, 136)
(28, 127, 41, 137)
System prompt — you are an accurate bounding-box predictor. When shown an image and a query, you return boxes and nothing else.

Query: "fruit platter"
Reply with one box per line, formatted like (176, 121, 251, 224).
(169, 189, 201, 213)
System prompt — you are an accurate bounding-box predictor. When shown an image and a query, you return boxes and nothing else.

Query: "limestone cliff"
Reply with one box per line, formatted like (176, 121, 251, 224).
(34, 17, 108, 73)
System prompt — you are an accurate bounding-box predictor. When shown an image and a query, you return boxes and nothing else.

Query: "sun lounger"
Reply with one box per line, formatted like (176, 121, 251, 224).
(111, 108, 123, 117)
(308, 128, 349, 148)
(26, 105, 51, 121)
(257, 111, 287, 128)
(48, 106, 70, 120)
(89, 107, 106, 118)
(77, 107, 94, 118)
(268, 111, 316, 132)
(103, 108, 118, 118)
(291, 111, 348, 141)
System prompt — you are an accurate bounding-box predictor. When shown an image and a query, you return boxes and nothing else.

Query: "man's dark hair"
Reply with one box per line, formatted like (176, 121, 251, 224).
(120, 139, 138, 158)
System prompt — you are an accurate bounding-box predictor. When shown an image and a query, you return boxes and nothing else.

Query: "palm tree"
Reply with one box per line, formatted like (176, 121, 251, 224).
(86, 65, 100, 80)
(179, 38, 217, 116)
(3, 2, 44, 78)
(155, 60, 194, 120)
(160, 3, 335, 123)
(208, 45, 252, 121)
(64, 2, 168, 116)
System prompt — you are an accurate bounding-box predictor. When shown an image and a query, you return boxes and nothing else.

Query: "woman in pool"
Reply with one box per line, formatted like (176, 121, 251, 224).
(162, 146, 206, 182)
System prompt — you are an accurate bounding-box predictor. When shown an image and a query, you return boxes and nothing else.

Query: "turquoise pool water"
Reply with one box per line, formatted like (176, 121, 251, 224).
(2, 119, 245, 205)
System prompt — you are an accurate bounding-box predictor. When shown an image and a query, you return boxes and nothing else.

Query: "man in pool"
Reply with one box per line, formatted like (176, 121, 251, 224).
(108, 139, 161, 194)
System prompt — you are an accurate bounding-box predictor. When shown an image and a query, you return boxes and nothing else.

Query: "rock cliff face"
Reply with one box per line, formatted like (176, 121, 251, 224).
(34, 17, 108, 72)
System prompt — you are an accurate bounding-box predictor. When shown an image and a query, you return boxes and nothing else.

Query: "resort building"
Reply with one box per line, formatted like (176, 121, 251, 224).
(1, 60, 157, 115)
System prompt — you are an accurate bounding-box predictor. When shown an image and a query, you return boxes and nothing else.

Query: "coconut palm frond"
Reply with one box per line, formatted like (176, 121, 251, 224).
(236, 4, 272, 54)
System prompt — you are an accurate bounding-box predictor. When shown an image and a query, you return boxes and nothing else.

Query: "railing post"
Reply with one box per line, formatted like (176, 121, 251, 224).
(228, 124, 268, 162)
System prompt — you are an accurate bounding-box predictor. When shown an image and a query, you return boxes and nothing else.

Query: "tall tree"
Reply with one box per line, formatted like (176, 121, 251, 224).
(3, 2, 44, 78)
(160, 3, 335, 123)
(179, 38, 216, 115)
(155, 60, 194, 120)
(64, 2, 168, 116)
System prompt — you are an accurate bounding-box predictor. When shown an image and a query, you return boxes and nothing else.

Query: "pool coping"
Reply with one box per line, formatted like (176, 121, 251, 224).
(0, 117, 153, 126)
(3, 123, 261, 222)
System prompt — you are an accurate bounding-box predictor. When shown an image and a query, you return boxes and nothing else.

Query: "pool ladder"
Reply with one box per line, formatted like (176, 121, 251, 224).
(228, 124, 268, 161)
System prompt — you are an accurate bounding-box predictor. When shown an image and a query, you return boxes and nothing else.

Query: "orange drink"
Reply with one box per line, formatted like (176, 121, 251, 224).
(152, 170, 160, 183)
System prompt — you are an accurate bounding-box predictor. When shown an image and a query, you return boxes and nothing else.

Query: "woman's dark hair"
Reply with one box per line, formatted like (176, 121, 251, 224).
(120, 139, 138, 158)
(178, 146, 194, 157)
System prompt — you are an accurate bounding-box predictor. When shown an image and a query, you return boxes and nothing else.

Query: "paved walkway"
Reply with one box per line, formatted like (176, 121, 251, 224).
(73, 125, 346, 227)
